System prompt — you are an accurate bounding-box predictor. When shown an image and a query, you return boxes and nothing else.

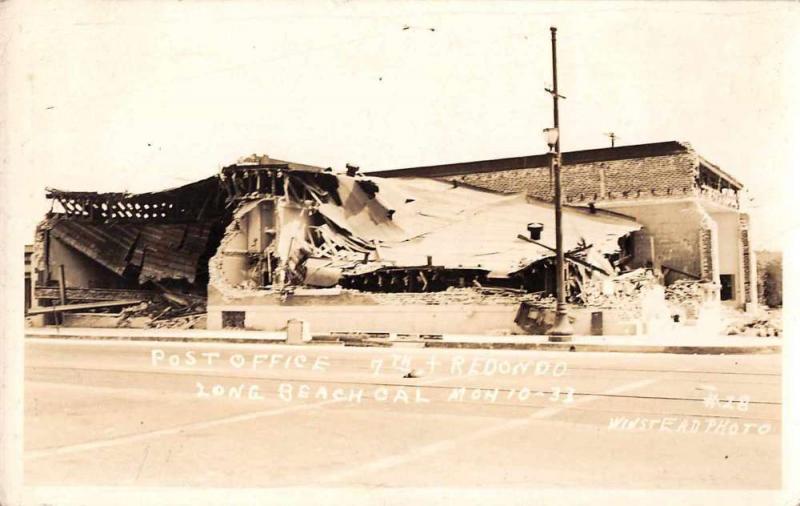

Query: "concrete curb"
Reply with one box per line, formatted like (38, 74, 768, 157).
(25, 333, 287, 345)
(25, 332, 780, 355)
(422, 341, 781, 355)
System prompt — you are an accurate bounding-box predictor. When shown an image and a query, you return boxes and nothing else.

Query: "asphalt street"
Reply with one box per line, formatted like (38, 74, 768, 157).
(24, 338, 781, 489)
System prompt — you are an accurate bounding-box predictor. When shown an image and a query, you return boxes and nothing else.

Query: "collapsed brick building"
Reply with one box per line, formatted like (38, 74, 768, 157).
(27, 141, 756, 336)
(204, 158, 640, 334)
(28, 154, 647, 335)
(374, 141, 757, 311)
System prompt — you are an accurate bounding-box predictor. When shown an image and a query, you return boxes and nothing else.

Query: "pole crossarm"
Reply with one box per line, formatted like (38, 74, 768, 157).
(544, 87, 566, 99)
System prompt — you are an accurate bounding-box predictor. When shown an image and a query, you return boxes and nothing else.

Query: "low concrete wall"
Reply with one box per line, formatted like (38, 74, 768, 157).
(208, 304, 521, 335)
(62, 313, 151, 328)
(207, 301, 644, 336)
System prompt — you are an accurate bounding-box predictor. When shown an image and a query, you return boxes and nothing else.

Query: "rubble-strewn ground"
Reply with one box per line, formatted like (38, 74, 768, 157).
(117, 293, 207, 329)
(581, 269, 657, 321)
(71, 269, 780, 336)
(361, 287, 554, 306)
(724, 307, 782, 337)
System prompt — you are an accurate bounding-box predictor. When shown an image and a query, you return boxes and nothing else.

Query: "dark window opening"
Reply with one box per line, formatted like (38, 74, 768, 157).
(222, 311, 246, 329)
(720, 274, 735, 301)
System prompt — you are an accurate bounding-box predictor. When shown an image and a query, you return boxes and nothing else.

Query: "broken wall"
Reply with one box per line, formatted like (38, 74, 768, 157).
(599, 200, 713, 284)
(207, 165, 644, 334)
(209, 199, 277, 290)
(209, 205, 258, 296)
(208, 196, 312, 301)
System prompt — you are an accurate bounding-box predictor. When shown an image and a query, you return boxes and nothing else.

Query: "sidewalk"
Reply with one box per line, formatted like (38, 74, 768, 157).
(25, 326, 781, 354)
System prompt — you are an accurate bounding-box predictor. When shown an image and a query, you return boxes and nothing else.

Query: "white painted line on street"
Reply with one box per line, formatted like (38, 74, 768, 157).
(316, 377, 660, 484)
(24, 398, 340, 461)
(24, 370, 463, 461)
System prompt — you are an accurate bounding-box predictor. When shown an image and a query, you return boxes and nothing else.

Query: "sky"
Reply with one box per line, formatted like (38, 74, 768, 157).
(3, 0, 799, 249)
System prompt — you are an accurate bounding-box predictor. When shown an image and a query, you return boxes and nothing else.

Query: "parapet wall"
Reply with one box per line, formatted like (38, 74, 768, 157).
(441, 152, 699, 205)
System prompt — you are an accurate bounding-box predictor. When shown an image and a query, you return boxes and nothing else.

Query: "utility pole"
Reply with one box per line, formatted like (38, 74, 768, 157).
(545, 26, 573, 340)
(604, 132, 617, 147)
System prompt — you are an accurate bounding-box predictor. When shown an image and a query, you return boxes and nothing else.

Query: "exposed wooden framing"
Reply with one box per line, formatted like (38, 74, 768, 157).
(269, 175, 283, 287)
(48, 177, 227, 223)
(57, 265, 67, 306)
(26, 299, 142, 316)
(43, 230, 51, 282)
(649, 236, 656, 268)
(662, 264, 701, 280)
(196, 191, 213, 221)
(35, 286, 158, 302)
(516, 234, 606, 275)
(248, 171, 256, 194)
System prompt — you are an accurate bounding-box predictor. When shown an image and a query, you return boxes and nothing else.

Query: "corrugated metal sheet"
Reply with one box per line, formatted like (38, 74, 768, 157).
(49, 220, 213, 283)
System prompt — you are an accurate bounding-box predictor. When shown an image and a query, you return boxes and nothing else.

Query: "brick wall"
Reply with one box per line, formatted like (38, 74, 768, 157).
(699, 229, 716, 281)
(430, 150, 751, 297)
(738, 213, 758, 307)
(443, 152, 698, 205)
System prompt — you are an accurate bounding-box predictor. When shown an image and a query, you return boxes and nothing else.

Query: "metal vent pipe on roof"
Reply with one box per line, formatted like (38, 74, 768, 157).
(527, 223, 544, 240)
(346, 164, 360, 177)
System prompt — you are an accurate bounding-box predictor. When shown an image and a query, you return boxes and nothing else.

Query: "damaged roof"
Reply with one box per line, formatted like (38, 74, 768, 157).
(46, 176, 226, 223)
(48, 220, 214, 283)
(41, 155, 642, 289)
(310, 175, 641, 276)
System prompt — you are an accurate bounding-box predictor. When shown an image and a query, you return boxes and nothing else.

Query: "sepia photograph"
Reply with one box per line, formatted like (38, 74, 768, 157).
(1, 1, 799, 505)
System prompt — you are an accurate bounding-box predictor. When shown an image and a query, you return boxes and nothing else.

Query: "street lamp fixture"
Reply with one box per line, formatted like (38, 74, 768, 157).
(543, 127, 559, 151)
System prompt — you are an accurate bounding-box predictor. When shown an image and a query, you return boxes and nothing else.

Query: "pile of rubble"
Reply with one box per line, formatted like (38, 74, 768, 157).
(664, 279, 708, 302)
(580, 269, 722, 325)
(664, 279, 711, 320)
(580, 268, 660, 320)
(117, 292, 207, 329)
(366, 286, 554, 306)
(149, 313, 207, 330)
(725, 309, 782, 337)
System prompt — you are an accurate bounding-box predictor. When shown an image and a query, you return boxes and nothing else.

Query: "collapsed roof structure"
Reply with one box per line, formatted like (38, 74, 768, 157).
(212, 161, 640, 295)
(40, 176, 227, 290)
(30, 155, 643, 333)
(374, 141, 757, 310)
